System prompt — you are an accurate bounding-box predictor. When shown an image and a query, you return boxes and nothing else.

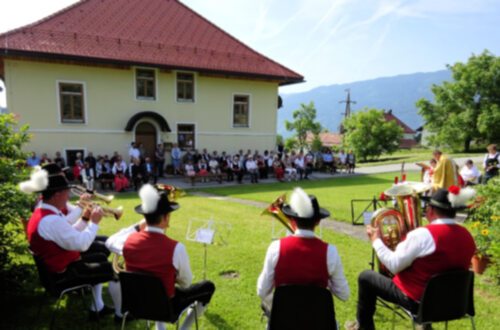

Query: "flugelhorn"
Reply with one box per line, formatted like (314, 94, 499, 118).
(261, 194, 296, 233)
(71, 185, 114, 204)
(155, 184, 186, 202)
(78, 200, 124, 221)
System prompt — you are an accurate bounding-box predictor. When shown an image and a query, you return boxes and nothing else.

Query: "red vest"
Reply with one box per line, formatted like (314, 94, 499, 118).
(27, 208, 81, 273)
(123, 231, 178, 297)
(275, 236, 329, 288)
(393, 224, 476, 301)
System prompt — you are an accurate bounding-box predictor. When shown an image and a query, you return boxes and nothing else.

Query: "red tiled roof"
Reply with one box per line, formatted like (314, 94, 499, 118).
(0, 0, 303, 85)
(383, 112, 415, 134)
(306, 132, 343, 147)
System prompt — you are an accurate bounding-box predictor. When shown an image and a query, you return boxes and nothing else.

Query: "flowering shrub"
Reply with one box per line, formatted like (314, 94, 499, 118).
(466, 177, 500, 282)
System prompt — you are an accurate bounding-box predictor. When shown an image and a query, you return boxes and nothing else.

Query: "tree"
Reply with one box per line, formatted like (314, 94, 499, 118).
(0, 114, 34, 292)
(284, 137, 298, 151)
(417, 50, 500, 151)
(343, 108, 403, 161)
(285, 101, 322, 150)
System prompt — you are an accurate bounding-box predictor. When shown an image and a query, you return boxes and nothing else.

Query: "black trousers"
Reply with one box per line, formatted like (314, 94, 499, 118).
(357, 270, 419, 330)
(55, 236, 115, 288)
(172, 280, 215, 318)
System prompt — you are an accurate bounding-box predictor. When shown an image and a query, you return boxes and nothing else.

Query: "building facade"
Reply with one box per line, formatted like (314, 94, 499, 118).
(0, 0, 302, 163)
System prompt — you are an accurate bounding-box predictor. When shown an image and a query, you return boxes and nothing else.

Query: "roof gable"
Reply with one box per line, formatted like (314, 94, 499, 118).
(0, 0, 303, 85)
(383, 111, 415, 134)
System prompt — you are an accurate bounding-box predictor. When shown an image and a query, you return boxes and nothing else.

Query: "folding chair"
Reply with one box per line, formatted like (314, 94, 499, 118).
(269, 285, 337, 330)
(119, 271, 198, 330)
(396, 270, 476, 329)
(31, 252, 97, 329)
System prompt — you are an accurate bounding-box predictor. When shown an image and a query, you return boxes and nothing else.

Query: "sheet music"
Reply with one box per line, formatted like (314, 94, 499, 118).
(186, 217, 232, 245)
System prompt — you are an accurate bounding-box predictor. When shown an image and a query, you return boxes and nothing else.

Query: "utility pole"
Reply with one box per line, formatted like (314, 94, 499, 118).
(338, 89, 356, 133)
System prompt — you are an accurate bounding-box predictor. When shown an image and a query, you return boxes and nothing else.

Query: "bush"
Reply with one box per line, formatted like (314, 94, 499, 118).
(466, 177, 500, 283)
(0, 114, 35, 292)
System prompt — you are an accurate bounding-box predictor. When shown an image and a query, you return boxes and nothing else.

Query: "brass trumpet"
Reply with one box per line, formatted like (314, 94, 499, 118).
(71, 185, 114, 204)
(261, 194, 296, 233)
(78, 200, 124, 221)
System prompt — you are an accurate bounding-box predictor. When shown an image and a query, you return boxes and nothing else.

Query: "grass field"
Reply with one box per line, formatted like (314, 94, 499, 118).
(4, 173, 499, 329)
(196, 171, 422, 223)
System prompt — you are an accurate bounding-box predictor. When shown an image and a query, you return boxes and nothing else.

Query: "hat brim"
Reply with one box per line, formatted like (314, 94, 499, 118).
(36, 183, 73, 193)
(134, 201, 179, 215)
(281, 205, 330, 222)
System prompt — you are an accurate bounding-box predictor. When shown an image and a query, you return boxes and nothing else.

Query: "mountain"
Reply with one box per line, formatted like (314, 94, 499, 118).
(278, 70, 452, 137)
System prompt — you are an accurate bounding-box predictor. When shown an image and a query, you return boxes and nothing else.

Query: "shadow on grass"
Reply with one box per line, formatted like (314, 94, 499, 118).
(204, 310, 233, 330)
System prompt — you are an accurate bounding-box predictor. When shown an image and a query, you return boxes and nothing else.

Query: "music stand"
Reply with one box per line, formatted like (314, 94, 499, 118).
(186, 217, 231, 280)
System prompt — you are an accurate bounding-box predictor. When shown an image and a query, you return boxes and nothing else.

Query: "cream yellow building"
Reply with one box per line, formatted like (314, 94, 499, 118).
(0, 0, 302, 164)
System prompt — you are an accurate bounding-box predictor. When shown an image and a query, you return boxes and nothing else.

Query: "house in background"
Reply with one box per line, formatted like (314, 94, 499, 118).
(0, 0, 302, 164)
(306, 132, 343, 148)
(383, 109, 418, 149)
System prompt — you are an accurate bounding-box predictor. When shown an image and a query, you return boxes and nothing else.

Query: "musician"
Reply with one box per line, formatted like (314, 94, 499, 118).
(431, 150, 459, 191)
(122, 184, 215, 330)
(21, 164, 121, 321)
(257, 188, 350, 321)
(346, 187, 476, 330)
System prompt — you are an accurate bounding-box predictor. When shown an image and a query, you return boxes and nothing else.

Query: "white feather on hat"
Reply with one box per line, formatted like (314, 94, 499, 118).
(139, 184, 160, 214)
(290, 187, 313, 218)
(448, 187, 476, 208)
(19, 167, 48, 194)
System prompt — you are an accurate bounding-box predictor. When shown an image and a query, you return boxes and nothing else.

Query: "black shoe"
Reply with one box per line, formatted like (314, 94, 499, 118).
(88, 305, 114, 321)
(114, 313, 135, 324)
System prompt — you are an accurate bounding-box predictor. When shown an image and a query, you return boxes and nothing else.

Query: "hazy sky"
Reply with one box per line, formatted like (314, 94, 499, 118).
(1, 0, 500, 107)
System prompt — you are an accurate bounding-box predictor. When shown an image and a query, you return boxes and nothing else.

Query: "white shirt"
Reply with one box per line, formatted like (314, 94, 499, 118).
(460, 165, 480, 183)
(246, 159, 258, 171)
(257, 229, 350, 303)
(129, 147, 140, 160)
(294, 157, 305, 169)
(105, 224, 193, 289)
(373, 219, 456, 274)
(37, 203, 98, 252)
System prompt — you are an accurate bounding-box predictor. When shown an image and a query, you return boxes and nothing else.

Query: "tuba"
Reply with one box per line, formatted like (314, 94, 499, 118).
(371, 182, 431, 276)
(261, 194, 296, 233)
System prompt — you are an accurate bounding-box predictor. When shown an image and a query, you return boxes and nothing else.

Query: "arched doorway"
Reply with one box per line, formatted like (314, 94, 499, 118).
(135, 122, 157, 159)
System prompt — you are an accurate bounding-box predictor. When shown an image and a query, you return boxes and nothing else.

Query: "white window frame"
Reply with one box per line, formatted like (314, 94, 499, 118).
(56, 80, 88, 125)
(231, 93, 251, 128)
(176, 122, 197, 150)
(134, 67, 158, 101)
(175, 71, 196, 103)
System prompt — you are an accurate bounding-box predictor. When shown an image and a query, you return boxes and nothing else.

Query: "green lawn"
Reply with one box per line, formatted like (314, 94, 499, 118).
(196, 171, 422, 223)
(4, 174, 499, 329)
(355, 148, 483, 168)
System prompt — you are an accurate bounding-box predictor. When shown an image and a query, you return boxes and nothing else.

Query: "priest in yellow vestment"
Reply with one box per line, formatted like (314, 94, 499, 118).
(432, 150, 459, 191)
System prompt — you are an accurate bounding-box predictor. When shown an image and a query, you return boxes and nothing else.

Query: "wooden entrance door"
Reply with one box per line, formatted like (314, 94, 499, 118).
(135, 122, 156, 159)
